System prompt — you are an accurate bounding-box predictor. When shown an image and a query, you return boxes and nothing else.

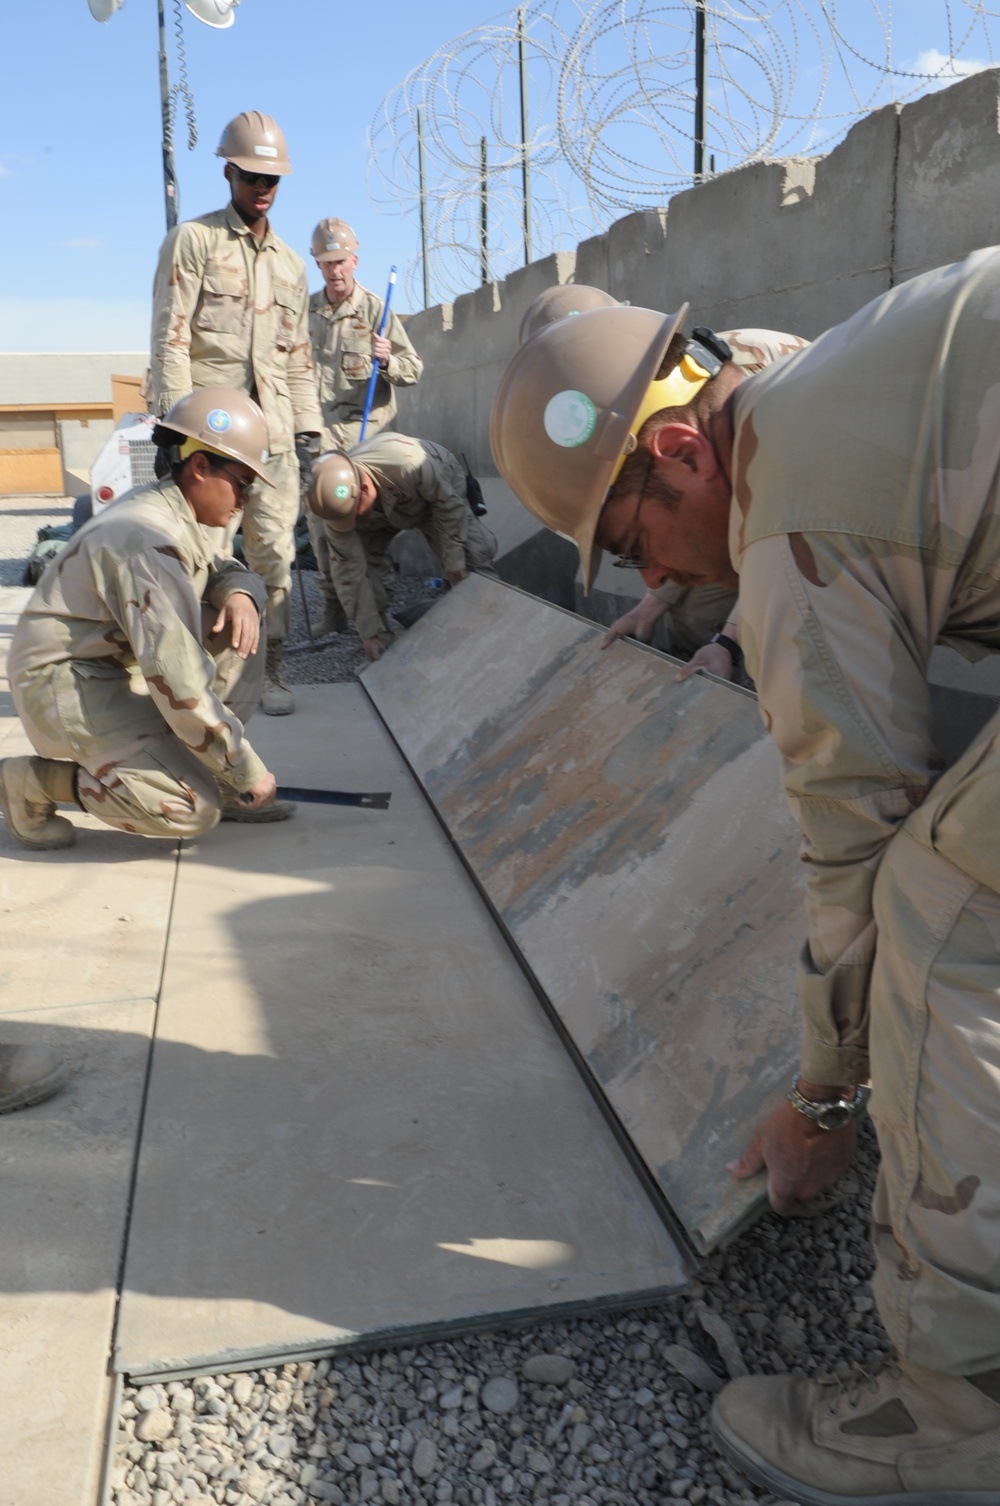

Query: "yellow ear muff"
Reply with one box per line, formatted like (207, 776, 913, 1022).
(606, 351, 713, 488)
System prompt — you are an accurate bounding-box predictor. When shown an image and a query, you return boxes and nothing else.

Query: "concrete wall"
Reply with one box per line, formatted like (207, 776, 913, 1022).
(395, 69, 1000, 628)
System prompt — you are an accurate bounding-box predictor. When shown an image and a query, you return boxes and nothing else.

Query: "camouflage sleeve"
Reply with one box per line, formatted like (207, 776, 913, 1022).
(383, 310, 423, 389)
(739, 530, 941, 1086)
(107, 547, 266, 790)
(205, 559, 268, 614)
(326, 527, 385, 640)
(149, 224, 205, 417)
(287, 269, 325, 436)
(416, 458, 470, 576)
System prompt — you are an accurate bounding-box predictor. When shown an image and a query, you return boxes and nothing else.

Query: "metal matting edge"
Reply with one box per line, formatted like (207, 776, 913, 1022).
(121, 1281, 684, 1386)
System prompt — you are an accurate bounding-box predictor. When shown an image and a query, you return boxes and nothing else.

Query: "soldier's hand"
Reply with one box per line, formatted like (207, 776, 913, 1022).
(675, 641, 735, 683)
(445, 568, 469, 587)
(728, 1099, 857, 1216)
(239, 771, 278, 810)
(362, 636, 384, 662)
(211, 592, 260, 659)
(601, 592, 667, 649)
(372, 334, 392, 367)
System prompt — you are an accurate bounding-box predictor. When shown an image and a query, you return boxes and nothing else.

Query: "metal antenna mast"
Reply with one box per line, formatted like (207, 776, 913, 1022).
(693, 0, 708, 182)
(518, 6, 533, 264)
(158, 0, 179, 228)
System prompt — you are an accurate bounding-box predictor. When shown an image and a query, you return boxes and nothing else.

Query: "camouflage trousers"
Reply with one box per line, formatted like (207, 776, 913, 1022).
(869, 705, 1000, 1374)
(13, 612, 263, 841)
(354, 513, 499, 641)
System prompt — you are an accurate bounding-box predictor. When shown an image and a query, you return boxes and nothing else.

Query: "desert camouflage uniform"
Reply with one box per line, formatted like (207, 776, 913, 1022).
(328, 433, 498, 643)
(149, 204, 323, 640)
(306, 283, 424, 596)
(7, 479, 268, 838)
(652, 329, 809, 658)
(731, 249, 1000, 1376)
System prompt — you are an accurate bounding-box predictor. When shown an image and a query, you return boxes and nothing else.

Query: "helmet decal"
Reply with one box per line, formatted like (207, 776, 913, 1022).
(543, 390, 597, 448)
(335, 484, 350, 499)
(206, 409, 232, 434)
(253, 144, 278, 158)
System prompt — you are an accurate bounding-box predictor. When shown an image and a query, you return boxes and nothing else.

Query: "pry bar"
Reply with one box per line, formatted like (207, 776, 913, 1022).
(276, 785, 392, 810)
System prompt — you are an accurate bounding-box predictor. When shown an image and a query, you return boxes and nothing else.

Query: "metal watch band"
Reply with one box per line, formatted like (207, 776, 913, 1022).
(787, 1074, 869, 1131)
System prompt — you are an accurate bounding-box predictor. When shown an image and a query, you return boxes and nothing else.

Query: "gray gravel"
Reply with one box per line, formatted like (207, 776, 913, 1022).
(0, 509, 885, 1504)
(109, 1129, 884, 1506)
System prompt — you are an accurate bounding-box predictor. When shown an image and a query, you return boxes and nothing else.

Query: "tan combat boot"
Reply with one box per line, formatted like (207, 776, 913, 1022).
(261, 640, 294, 716)
(0, 1043, 69, 1113)
(0, 756, 77, 849)
(215, 782, 297, 823)
(711, 1353, 1000, 1504)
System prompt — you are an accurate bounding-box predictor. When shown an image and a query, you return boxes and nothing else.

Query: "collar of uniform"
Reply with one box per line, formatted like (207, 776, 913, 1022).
(223, 201, 275, 250)
(322, 280, 370, 321)
(158, 477, 216, 571)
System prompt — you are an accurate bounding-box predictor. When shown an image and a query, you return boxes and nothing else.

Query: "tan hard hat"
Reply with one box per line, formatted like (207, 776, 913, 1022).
(159, 387, 273, 484)
(490, 303, 687, 592)
(311, 218, 360, 263)
(217, 111, 292, 175)
(308, 451, 364, 531)
(518, 284, 620, 346)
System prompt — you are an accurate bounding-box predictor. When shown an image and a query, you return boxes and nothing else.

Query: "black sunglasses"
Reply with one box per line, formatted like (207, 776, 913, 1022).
(233, 166, 280, 190)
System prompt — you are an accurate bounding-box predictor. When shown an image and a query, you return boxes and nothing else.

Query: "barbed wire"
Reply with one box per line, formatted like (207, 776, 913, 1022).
(367, 1, 1000, 306)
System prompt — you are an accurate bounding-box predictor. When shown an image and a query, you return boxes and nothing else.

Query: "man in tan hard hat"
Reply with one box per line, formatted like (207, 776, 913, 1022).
(491, 261, 1000, 1503)
(304, 218, 424, 637)
(149, 111, 323, 716)
(307, 433, 497, 661)
(1, 386, 292, 851)
(598, 327, 808, 680)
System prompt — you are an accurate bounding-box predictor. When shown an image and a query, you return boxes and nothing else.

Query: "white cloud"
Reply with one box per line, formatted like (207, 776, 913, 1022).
(61, 236, 109, 251)
(0, 162, 9, 180)
(0, 297, 149, 352)
(912, 48, 991, 83)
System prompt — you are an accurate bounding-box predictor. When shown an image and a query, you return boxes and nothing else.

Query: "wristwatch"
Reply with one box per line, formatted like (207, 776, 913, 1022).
(710, 630, 743, 669)
(787, 1074, 869, 1131)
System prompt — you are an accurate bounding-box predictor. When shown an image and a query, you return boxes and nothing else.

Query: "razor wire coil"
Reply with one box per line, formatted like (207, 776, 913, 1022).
(368, 0, 1000, 305)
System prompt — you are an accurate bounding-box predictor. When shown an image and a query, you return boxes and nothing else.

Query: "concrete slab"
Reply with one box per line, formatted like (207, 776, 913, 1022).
(1, 586, 179, 1015)
(115, 685, 684, 1380)
(363, 577, 805, 1253)
(0, 999, 154, 1506)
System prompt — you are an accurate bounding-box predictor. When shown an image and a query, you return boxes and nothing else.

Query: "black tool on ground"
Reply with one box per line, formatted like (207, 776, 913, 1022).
(461, 454, 488, 517)
(240, 787, 392, 810)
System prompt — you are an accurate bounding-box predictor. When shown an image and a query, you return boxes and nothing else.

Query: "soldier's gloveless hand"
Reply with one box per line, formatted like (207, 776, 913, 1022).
(211, 592, 260, 660)
(727, 1098, 858, 1216)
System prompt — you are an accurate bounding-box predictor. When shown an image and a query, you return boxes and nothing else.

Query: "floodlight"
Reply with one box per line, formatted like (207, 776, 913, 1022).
(87, 0, 125, 20)
(183, 0, 237, 28)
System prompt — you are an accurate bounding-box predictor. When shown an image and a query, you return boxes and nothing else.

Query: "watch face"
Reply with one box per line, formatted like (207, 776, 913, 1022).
(817, 1103, 853, 1131)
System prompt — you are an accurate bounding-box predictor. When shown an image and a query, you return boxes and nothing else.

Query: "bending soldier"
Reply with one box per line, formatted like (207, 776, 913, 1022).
(304, 218, 424, 637)
(308, 434, 497, 661)
(0, 387, 293, 853)
(492, 263, 1000, 1504)
(149, 111, 323, 716)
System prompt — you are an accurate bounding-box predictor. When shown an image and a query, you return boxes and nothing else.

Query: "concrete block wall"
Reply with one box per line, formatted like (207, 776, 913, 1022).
(395, 69, 1000, 629)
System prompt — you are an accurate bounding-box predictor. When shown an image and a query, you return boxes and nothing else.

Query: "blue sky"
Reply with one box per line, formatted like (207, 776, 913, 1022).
(1, 0, 996, 350)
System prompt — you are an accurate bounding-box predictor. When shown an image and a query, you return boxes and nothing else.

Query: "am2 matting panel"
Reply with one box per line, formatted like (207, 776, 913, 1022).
(364, 576, 805, 1253)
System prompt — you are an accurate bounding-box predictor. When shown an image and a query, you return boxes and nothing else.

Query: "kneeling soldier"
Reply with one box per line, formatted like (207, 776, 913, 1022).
(307, 432, 498, 660)
(1, 387, 294, 850)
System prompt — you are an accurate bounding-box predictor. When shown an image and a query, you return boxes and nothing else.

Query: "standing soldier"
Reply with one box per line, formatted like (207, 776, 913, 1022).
(149, 111, 323, 716)
(307, 434, 497, 661)
(305, 218, 424, 636)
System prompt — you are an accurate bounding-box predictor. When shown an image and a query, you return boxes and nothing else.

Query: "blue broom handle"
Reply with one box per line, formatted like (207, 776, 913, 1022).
(359, 266, 398, 442)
